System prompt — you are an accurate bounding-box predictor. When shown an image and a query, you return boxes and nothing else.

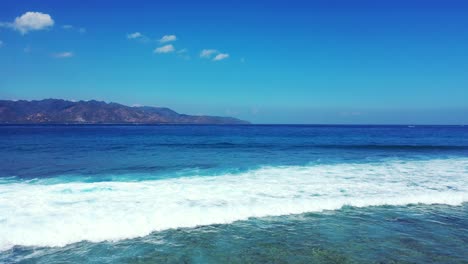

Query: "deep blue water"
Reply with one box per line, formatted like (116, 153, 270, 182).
(0, 125, 467, 263)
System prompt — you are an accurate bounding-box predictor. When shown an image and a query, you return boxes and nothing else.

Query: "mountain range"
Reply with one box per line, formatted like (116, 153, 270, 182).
(0, 99, 249, 124)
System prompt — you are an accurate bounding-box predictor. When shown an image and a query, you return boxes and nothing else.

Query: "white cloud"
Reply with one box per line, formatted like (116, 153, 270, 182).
(78, 27, 86, 34)
(0, 41, 3, 48)
(200, 49, 230, 61)
(4, 12, 55, 34)
(127, 32, 143, 39)
(200, 49, 218, 58)
(213, 53, 229, 61)
(177, 48, 188, 54)
(154, 44, 175, 53)
(159, 35, 177, 43)
(53, 51, 74, 58)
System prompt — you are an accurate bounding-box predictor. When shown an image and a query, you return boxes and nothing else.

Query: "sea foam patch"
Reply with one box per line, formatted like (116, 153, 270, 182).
(0, 158, 467, 250)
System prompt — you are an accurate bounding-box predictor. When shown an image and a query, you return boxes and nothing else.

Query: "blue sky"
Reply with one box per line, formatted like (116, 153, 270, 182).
(0, 0, 467, 124)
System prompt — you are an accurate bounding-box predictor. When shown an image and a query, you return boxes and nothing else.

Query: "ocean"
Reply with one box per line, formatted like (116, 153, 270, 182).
(0, 125, 467, 263)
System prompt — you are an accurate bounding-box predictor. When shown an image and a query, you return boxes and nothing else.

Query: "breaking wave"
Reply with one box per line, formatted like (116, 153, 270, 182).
(0, 158, 467, 250)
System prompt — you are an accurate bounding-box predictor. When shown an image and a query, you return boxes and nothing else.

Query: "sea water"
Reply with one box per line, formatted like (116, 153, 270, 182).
(0, 125, 467, 263)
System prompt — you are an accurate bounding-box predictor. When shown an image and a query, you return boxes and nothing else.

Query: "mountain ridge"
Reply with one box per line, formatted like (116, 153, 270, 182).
(0, 99, 250, 124)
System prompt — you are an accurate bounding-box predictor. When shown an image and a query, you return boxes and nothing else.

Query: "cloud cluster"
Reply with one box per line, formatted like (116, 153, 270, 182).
(127, 33, 230, 61)
(154, 35, 182, 54)
(200, 49, 229, 61)
(2, 11, 236, 64)
(1, 12, 54, 34)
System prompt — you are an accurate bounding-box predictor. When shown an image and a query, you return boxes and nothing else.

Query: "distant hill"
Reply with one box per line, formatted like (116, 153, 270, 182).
(0, 99, 250, 124)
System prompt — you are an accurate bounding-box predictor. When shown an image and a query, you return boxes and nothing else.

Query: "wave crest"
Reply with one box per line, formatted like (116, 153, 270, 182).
(0, 158, 467, 250)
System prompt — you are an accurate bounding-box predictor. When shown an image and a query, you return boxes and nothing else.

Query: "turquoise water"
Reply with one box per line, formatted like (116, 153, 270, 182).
(0, 125, 467, 263)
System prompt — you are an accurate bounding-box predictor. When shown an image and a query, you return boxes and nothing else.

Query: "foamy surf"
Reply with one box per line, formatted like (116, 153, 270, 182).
(0, 158, 467, 251)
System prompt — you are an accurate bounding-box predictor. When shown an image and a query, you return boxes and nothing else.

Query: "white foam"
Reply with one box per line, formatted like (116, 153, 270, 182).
(0, 158, 467, 251)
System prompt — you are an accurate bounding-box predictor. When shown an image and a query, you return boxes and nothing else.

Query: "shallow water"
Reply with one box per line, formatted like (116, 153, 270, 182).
(1, 125, 467, 263)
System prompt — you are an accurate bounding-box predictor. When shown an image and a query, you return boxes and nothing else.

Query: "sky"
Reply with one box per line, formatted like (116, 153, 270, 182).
(0, 0, 467, 124)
